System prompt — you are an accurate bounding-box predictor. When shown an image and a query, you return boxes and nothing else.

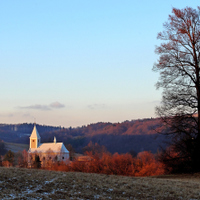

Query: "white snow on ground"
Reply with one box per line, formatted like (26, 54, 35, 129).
(1, 168, 200, 199)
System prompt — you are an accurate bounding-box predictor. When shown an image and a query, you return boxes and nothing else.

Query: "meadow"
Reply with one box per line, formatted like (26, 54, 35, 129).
(0, 167, 200, 199)
(4, 142, 29, 153)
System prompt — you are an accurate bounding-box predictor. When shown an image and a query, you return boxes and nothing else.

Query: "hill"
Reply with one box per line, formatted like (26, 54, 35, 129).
(0, 118, 169, 154)
(4, 142, 29, 153)
(0, 167, 199, 199)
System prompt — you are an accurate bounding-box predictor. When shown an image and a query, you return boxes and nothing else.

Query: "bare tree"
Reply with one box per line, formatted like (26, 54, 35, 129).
(153, 7, 200, 172)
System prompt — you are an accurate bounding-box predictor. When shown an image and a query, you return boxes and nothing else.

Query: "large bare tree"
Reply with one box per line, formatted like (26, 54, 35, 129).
(153, 7, 200, 172)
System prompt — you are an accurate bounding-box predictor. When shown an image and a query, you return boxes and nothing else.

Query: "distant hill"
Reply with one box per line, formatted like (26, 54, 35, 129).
(0, 123, 61, 144)
(4, 142, 29, 153)
(0, 118, 169, 154)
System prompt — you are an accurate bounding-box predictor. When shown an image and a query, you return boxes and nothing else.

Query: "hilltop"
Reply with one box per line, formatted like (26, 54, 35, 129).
(0, 118, 169, 154)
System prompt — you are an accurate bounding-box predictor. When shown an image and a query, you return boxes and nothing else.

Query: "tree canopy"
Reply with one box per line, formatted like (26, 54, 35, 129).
(3, 150, 14, 164)
(153, 7, 200, 172)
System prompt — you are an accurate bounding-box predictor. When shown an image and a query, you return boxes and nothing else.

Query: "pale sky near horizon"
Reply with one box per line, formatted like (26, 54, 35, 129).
(0, 1, 199, 127)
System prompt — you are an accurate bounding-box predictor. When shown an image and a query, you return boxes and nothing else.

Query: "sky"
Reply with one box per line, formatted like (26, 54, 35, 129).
(0, 1, 199, 127)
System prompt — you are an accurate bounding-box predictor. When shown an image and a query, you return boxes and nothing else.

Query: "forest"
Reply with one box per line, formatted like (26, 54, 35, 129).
(0, 117, 169, 155)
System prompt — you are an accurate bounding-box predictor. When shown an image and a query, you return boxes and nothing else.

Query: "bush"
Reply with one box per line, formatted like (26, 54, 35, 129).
(55, 151, 165, 176)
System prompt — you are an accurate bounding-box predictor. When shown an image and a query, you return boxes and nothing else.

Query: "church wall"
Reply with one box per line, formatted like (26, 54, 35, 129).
(28, 151, 69, 168)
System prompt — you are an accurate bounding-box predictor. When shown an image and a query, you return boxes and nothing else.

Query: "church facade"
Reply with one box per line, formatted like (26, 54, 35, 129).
(28, 124, 69, 168)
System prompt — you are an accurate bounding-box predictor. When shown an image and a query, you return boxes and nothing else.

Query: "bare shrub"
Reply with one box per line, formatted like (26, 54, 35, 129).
(65, 151, 165, 176)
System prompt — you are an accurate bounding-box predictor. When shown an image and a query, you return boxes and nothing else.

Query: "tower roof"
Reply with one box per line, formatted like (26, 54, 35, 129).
(30, 124, 41, 139)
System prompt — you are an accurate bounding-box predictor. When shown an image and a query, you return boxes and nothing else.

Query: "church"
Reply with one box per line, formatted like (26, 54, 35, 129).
(28, 124, 69, 168)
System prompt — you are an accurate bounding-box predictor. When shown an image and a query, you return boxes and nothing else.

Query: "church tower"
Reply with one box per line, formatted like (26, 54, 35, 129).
(29, 124, 41, 149)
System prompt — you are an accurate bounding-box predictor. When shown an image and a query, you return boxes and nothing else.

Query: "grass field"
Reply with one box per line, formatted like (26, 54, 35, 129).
(4, 142, 29, 153)
(0, 167, 200, 199)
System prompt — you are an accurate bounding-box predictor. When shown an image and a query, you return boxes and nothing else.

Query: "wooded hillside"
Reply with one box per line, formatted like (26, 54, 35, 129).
(0, 118, 169, 154)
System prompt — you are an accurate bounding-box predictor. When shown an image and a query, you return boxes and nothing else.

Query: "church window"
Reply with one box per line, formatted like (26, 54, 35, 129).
(62, 157, 65, 159)
(32, 140, 35, 142)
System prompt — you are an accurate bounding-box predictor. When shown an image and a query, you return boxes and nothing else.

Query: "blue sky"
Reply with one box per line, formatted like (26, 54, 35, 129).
(0, 1, 199, 127)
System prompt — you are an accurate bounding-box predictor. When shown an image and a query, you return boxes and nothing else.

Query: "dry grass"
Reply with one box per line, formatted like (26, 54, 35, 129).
(0, 167, 200, 199)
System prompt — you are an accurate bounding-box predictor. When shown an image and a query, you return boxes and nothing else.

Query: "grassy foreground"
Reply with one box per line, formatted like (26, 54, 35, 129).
(0, 167, 200, 200)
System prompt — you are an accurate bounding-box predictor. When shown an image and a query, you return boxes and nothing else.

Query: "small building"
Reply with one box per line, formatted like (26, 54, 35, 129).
(75, 154, 92, 162)
(28, 124, 69, 168)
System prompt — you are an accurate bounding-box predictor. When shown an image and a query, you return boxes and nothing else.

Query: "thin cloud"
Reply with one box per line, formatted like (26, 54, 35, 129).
(22, 113, 32, 118)
(87, 104, 106, 110)
(19, 104, 51, 111)
(50, 102, 65, 109)
(0, 113, 14, 118)
(18, 102, 65, 111)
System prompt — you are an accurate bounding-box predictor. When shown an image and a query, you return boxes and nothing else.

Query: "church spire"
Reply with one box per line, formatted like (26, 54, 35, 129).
(29, 124, 41, 149)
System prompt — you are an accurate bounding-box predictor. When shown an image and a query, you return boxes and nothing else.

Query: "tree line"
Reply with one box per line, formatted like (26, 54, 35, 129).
(0, 147, 165, 177)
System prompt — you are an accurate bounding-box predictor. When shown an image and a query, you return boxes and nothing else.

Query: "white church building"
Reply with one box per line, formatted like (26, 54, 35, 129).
(28, 124, 69, 167)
